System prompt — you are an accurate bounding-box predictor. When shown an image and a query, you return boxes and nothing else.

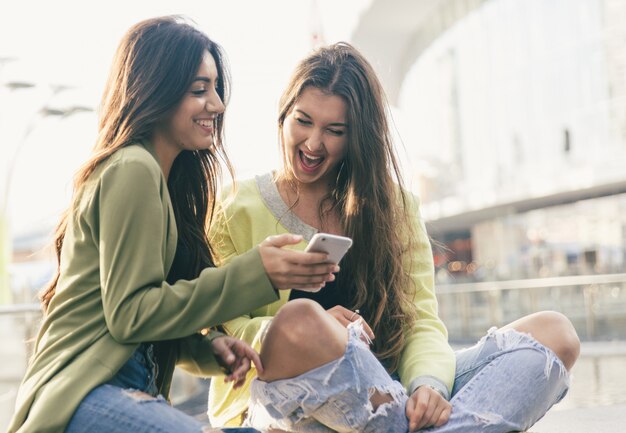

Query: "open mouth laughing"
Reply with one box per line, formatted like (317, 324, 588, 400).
(299, 150, 325, 171)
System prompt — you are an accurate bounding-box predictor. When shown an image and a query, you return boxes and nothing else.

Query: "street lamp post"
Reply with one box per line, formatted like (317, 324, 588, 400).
(0, 82, 93, 304)
(0, 78, 35, 305)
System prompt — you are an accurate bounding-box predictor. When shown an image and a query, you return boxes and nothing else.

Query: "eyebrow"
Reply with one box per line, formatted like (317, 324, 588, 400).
(295, 109, 348, 127)
(192, 76, 217, 84)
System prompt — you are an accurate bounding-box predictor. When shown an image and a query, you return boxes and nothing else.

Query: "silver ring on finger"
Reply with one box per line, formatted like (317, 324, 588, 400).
(349, 309, 360, 321)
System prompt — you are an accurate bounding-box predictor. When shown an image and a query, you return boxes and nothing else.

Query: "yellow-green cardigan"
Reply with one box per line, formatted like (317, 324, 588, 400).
(208, 174, 455, 427)
(8, 143, 278, 433)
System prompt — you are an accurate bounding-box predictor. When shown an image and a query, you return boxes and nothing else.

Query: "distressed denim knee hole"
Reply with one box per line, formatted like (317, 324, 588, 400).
(246, 321, 409, 433)
(473, 411, 509, 427)
(122, 388, 157, 402)
(368, 388, 394, 413)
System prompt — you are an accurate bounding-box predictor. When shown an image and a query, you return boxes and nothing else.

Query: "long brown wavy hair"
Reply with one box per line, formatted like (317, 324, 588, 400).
(40, 16, 233, 311)
(277, 42, 419, 372)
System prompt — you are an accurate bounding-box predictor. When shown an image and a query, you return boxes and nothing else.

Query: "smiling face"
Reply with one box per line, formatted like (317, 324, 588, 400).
(282, 87, 349, 190)
(153, 50, 225, 164)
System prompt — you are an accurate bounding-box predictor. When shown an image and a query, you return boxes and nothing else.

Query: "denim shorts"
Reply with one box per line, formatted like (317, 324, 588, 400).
(245, 325, 570, 433)
(245, 322, 409, 433)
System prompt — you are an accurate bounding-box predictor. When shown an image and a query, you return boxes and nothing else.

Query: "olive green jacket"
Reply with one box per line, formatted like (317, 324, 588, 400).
(8, 143, 278, 433)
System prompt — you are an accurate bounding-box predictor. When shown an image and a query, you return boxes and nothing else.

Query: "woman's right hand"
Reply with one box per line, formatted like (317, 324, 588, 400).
(326, 305, 375, 343)
(259, 234, 339, 291)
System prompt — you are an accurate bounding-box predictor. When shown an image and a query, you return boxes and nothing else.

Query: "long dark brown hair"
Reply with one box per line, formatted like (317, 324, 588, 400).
(40, 16, 233, 311)
(277, 42, 419, 372)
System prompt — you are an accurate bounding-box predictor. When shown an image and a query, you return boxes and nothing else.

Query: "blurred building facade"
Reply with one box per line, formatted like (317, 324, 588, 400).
(354, 0, 626, 282)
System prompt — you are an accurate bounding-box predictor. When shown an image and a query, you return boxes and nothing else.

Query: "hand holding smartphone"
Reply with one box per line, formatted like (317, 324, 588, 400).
(304, 233, 353, 264)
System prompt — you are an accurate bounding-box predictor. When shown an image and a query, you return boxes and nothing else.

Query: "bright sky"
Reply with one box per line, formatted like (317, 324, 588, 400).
(0, 0, 371, 238)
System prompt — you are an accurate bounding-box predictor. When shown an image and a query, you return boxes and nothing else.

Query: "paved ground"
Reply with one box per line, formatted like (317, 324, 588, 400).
(530, 403, 626, 432)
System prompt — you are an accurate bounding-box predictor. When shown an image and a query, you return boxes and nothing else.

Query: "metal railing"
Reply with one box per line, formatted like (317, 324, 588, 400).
(3, 272, 626, 345)
(437, 273, 626, 343)
(0, 303, 41, 364)
(0, 303, 42, 315)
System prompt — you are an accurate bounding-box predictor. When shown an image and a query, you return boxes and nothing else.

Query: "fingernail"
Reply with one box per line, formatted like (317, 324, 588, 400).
(334, 265, 340, 272)
(329, 274, 335, 281)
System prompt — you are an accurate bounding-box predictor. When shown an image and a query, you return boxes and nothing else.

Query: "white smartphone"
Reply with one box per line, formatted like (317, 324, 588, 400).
(304, 233, 353, 264)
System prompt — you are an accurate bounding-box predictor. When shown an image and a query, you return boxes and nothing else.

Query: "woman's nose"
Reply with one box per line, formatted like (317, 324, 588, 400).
(206, 90, 225, 114)
(305, 129, 323, 152)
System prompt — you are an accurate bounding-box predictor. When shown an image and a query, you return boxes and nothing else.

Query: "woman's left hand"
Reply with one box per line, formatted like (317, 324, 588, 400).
(405, 385, 451, 431)
(211, 335, 263, 389)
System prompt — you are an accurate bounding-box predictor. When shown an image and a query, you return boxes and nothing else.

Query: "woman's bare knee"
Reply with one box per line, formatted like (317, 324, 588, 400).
(504, 311, 580, 370)
(264, 299, 341, 346)
(258, 299, 348, 381)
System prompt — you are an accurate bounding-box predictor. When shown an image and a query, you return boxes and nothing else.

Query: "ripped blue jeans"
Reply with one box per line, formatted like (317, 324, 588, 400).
(424, 327, 569, 432)
(66, 344, 232, 433)
(246, 322, 408, 433)
(245, 324, 569, 432)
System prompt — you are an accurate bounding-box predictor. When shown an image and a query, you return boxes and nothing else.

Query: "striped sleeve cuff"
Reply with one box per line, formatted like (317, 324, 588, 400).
(408, 375, 451, 400)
